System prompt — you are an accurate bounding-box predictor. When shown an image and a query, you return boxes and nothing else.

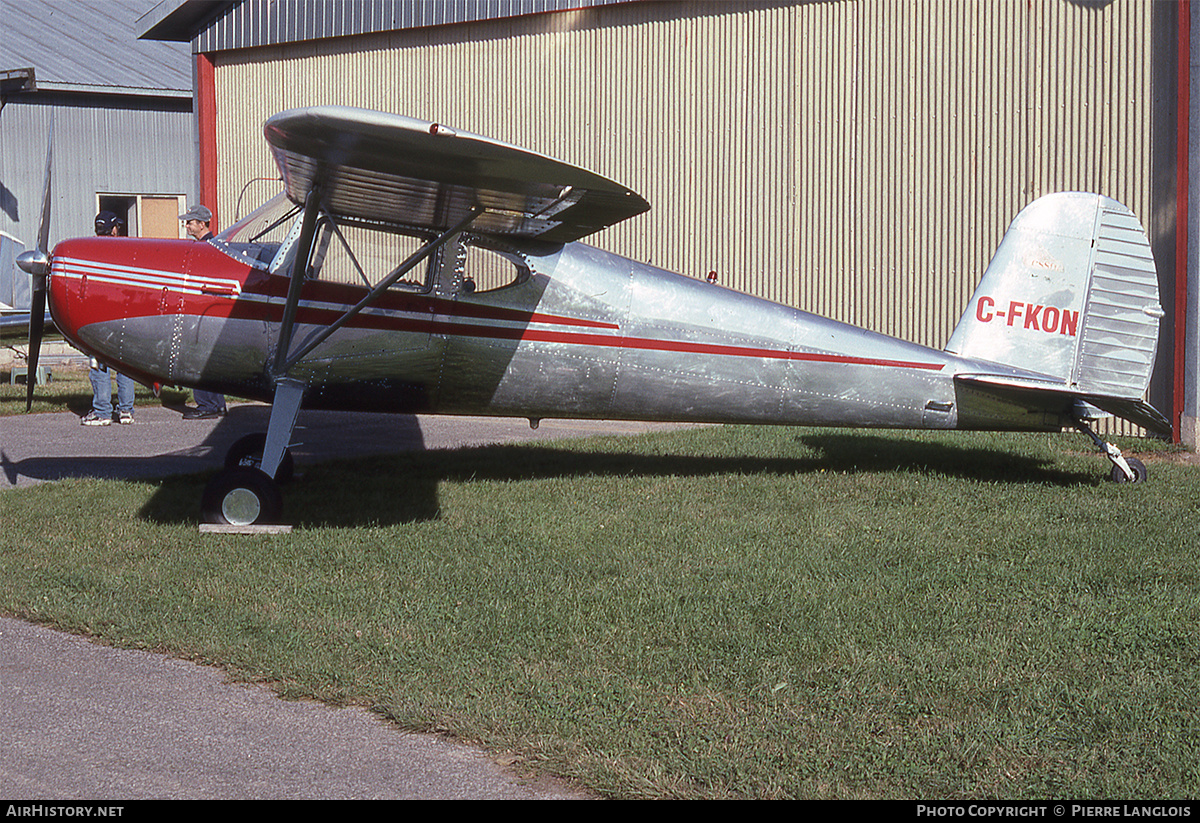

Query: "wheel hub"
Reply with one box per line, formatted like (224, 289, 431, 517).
(221, 486, 264, 526)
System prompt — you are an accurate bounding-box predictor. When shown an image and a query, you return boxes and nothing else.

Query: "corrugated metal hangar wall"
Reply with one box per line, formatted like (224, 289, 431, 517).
(0, 101, 193, 241)
(192, 0, 1179, 435)
(0, 0, 194, 262)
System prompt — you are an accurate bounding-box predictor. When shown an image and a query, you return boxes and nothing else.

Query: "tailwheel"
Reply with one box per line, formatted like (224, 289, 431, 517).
(201, 467, 283, 526)
(1075, 416, 1148, 485)
(225, 432, 295, 484)
(1109, 456, 1148, 484)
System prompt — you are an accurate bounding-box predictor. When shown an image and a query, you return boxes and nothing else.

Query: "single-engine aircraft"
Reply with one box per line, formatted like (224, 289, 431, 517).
(17, 106, 1169, 526)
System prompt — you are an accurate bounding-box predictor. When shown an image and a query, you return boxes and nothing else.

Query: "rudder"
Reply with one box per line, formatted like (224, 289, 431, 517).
(945, 192, 1163, 401)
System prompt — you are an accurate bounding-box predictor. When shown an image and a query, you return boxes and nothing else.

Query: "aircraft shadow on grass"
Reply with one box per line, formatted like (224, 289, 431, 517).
(793, 433, 1094, 485)
(2, 400, 1095, 529)
(128, 426, 1095, 529)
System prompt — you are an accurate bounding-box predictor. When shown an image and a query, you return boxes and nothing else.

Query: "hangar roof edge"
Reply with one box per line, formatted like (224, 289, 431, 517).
(137, 0, 234, 44)
(137, 0, 645, 52)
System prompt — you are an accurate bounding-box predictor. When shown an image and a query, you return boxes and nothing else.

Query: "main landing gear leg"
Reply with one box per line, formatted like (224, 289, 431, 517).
(260, 379, 304, 481)
(201, 379, 305, 526)
(1074, 417, 1147, 484)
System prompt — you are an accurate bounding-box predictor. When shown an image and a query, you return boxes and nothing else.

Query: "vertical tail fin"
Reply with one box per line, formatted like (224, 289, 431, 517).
(946, 192, 1163, 401)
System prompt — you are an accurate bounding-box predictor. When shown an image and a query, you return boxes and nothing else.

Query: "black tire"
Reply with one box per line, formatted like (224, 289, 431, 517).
(201, 467, 283, 526)
(1109, 456, 1148, 484)
(224, 433, 294, 484)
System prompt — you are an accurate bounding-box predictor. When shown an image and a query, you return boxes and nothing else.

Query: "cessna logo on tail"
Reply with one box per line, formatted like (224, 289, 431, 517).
(974, 296, 1079, 337)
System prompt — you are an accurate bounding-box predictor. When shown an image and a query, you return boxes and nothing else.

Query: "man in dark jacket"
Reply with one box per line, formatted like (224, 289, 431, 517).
(178, 204, 227, 419)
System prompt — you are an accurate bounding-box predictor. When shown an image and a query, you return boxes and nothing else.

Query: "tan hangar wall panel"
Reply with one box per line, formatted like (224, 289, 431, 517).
(212, 0, 1154, 359)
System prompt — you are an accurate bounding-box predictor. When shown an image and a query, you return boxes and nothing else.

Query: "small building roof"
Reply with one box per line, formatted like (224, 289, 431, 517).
(0, 0, 192, 97)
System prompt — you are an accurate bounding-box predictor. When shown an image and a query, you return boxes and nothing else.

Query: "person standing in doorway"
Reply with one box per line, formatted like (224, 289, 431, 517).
(80, 211, 136, 426)
(179, 204, 228, 420)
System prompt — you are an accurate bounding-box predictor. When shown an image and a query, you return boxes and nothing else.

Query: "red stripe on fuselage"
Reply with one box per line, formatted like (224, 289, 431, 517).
(235, 301, 944, 369)
(246, 275, 621, 330)
(51, 244, 945, 373)
(52, 250, 620, 331)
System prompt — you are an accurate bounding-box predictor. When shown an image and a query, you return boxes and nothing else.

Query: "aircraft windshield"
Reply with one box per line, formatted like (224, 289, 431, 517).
(304, 217, 437, 293)
(217, 193, 301, 244)
(210, 193, 302, 270)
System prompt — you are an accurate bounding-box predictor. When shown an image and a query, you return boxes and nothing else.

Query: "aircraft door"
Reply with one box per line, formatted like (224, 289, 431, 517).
(285, 216, 447, 403)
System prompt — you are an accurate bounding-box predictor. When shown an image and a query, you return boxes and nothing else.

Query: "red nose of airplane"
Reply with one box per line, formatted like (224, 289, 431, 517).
(47, 236, 235, 386)
(49, 237, 195, 349)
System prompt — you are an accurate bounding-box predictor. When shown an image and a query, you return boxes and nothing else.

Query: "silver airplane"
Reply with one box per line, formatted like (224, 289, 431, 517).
(17, 106, 1169, 526)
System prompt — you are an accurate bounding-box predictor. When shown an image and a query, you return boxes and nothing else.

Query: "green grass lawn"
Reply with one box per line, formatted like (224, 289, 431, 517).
(1, 423, 1196, 798)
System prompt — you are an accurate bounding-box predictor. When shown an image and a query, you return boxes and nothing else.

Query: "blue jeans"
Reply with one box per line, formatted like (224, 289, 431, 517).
(90, 365, 135, 416)
(194, 388, 226, 413)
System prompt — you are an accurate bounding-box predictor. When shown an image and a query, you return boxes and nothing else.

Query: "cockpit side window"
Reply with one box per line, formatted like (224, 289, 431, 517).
(216, 195, 439, 292)
(305, 218, 436, 293)
(458, 239, 531, 295)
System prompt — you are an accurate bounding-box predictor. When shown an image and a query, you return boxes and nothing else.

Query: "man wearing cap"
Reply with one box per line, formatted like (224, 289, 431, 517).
(81, 211, 136, 426)
(180, 204, 215, 242)
(178, 204, 227, 419)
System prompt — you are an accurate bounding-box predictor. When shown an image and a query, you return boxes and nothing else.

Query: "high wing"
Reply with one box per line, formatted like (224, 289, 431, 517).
(264, 106, 650, 243)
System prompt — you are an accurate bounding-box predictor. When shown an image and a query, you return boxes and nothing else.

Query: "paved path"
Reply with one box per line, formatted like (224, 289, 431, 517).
(0, 617, 582, 799)
(1, 402, 684, 489)
(1, 406, 689, 799)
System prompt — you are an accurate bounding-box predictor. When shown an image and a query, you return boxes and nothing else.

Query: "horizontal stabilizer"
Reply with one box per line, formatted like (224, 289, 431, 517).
(264, 106, 650, 243)
(1082, 396, 1172, 436)
(956, 373, 1171, 436)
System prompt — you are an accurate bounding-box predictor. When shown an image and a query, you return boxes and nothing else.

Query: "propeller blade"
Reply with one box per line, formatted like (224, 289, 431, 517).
(25, 280, 45, 411)
(26, 117, 54, 412)
(36, 119, 53, 254)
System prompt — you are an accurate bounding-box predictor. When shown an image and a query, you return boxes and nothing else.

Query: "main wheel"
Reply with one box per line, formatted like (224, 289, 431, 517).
(1109, 456, 1148, 484)
(224, 433, 294, 484)
(201, 467, 283, 525)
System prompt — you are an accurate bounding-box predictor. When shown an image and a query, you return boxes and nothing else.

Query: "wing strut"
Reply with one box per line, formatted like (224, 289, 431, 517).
(272, 204, 484, 376)
(272, 185, 324, 377)
(235, 193, 486, 514)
